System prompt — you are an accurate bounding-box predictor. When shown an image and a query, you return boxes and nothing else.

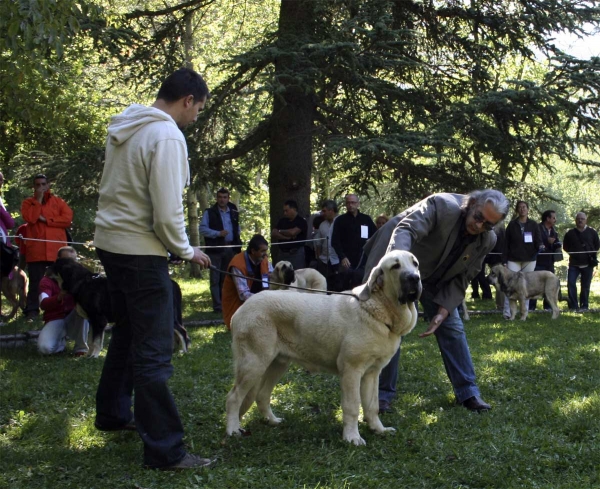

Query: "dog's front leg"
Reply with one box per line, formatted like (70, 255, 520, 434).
(340, 369, 365, 446)
(509, 299, 518, 320)
(519, 295, 528, 320)
(361, 369, 395, 435)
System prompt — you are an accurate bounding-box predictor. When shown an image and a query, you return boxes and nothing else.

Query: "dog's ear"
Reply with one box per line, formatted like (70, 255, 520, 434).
(354, 266, 383, 301)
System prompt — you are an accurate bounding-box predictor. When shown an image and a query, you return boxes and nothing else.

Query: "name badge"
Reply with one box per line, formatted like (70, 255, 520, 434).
(361, 225, 369, 239)
(262, 274, 270, 289)
(524, 232, 533, 243)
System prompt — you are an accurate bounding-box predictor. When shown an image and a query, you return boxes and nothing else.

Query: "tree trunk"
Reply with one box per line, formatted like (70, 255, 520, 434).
(268, 0, 316, 240)
(184, 12, 203, 278)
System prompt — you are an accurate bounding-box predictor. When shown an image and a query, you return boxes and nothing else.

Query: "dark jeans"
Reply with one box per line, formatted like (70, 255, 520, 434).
(94, 249, 186, 468)
(25, 261, 52, 314)
(316, 259, 339, 291)
(470, 266, 492, 299)
(379, 288, 480, 404)
(277, 248, 305, 270)
(207, 248, 235, 312)
(567, 265, 593, 310)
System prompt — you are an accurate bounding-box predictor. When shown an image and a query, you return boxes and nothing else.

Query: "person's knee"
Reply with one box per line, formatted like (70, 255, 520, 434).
(37, 339, 58, 355)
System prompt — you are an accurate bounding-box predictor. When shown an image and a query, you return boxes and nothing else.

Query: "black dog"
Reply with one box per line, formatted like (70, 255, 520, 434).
(48, 259, 191, 357)
(48, 259, 113, 357)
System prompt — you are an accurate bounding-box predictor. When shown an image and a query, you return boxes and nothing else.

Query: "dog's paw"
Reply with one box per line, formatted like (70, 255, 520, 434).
(266, 416, 283, 426)
(344, 434, 366, 446)
(226, 427, 247, 437)
(380, 426, 396, 435)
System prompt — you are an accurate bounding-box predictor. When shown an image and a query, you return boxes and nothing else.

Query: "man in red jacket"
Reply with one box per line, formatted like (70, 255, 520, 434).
(21, 174, 73, 321)
(37, 246, 88, 356)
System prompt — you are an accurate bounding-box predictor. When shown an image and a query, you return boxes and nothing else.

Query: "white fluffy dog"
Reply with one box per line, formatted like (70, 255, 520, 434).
(270, 261, 327, 292)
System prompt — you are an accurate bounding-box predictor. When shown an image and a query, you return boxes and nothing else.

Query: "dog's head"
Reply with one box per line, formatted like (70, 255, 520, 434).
(487, 264, 504, 288)
(354, 250, 421, 304)
(48, 258, 92, 295)
(273, 261, 295, 286)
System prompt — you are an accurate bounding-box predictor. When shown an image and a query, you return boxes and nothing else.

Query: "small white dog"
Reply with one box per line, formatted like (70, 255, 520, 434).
(270, 261, 327, 292)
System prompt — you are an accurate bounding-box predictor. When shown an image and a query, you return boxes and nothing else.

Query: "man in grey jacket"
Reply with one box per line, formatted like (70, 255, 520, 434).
(362, 190, 509, 413)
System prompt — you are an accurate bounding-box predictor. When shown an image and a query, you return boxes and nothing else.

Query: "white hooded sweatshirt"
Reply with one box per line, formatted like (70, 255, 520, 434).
(94, 104, 194, 260)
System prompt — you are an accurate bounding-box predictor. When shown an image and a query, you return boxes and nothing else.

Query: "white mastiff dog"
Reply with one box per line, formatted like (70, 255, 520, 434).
(225, 250, 422, 446)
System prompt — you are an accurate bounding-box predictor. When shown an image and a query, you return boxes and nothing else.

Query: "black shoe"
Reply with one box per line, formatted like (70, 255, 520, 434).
(95, 417, 136, 432)
(378, 399, 392, 414)
(157, 453, 216, 471)
(461, 396, 491, 412)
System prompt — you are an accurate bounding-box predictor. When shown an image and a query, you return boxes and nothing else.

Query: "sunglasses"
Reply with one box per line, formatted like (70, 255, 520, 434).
(472, 210, 496, 231)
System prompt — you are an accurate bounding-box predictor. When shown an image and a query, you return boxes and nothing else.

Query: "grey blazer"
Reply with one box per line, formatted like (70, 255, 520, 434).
(363, 193, 496, 312)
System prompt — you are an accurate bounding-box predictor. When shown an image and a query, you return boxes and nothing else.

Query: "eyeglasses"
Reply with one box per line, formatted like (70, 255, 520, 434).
(472, 210, 497, 231)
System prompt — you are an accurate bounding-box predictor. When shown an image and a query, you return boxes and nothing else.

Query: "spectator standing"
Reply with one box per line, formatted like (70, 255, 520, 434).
(563, 212, 599, 312)
(0, 171, 15, 246)
(199, 187, 241, 313)
(37, 247, 89, 356)
(305, 210, 324, 268)
(487, 223, 506, 310)
(314, 200, 339, 289)
(93, 68, 213, 470)
(331, 194, 376, 286)
(375, 214, 389, 229)
(0, 171, 16, 324)
(221, 234, 272, 329)
(21, 174, 73, 321)
(271, 200, 307, 270)
(502, 200, 543, 318)
(363, 190, 509, 414)
(530, 210, 563, 310)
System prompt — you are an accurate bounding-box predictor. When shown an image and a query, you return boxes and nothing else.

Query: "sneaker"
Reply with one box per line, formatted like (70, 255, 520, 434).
(73, 351, 88, 357)
(158, 453, 216, 471)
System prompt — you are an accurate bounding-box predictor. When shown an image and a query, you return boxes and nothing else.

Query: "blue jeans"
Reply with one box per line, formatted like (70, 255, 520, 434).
(379, 288, 480, 404)
(567, 266, 593, 310)
(94, 249, 185, 468)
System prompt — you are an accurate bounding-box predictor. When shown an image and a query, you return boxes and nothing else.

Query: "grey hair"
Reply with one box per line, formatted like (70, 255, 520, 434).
(462, 189, 510, 219)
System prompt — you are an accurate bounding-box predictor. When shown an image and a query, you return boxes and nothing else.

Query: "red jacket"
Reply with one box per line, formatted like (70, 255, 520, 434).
(21, 191, 72, 262)
(39, 276, 75, 323)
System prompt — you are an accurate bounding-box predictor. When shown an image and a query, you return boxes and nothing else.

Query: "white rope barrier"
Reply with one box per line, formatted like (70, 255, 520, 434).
(5, 235, 597, 255)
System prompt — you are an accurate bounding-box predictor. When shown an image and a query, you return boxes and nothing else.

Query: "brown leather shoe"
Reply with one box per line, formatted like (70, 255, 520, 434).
(461, 396, 491, 412)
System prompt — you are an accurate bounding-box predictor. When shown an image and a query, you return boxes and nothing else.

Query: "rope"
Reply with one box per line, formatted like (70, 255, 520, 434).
(210, 265, 356, 298)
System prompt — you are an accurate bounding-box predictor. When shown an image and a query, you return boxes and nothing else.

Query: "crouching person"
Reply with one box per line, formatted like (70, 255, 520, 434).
(37, 246, 89, 356)
(222, 234, 272, 330)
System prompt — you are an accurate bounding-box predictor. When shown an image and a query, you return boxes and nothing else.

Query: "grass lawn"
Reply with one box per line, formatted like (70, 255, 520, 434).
(1, 277, 599, 488)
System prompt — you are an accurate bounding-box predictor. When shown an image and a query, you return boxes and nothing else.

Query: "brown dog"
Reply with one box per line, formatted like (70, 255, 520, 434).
(488, 264, 560, 320)
(1, 266, 28, 320)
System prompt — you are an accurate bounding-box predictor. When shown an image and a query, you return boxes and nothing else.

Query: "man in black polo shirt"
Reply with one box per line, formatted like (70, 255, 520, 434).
(199, 187, 242, 313)
(271, 199, 307, 270)
(331, 194, 376, 287)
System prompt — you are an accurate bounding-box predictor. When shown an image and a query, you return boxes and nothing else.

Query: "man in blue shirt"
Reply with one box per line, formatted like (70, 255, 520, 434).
(200, 188, 242, 313)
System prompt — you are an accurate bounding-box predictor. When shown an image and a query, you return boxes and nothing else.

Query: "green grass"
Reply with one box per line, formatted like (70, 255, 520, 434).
(1, 277, 599, 488)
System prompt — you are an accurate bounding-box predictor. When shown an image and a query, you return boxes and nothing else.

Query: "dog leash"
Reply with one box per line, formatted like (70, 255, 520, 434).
(209, 265, 356, 298)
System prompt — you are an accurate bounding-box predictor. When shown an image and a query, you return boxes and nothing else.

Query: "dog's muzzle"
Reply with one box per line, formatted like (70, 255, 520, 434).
(400, 272, 422, 304)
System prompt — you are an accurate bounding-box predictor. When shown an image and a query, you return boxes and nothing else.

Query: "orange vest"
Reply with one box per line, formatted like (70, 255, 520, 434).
(222, 251, 270, 330)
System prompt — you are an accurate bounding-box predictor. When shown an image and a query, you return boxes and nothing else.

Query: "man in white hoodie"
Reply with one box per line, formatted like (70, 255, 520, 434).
(93, 68, 213, 471)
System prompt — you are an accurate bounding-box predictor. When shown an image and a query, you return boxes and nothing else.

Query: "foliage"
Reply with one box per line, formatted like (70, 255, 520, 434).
(1, 279, 600, 488)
